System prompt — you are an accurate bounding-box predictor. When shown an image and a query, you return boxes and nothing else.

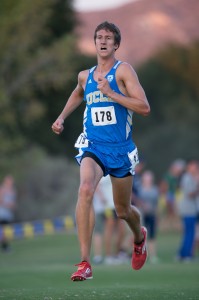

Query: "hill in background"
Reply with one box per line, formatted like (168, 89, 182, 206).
(76, 0, 199, 66)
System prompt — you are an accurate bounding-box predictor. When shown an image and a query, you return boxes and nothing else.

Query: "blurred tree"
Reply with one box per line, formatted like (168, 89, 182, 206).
(1, 0, 198, 178)
(1, 4, 198, 219)
(135, 42, 199, 176)
(0, 0, 95, 162)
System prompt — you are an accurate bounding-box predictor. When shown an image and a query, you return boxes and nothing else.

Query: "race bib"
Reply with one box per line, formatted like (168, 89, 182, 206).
(74, 133, 89, 148)
(128, 147, 139, 169)
(91, 106, 117, 126)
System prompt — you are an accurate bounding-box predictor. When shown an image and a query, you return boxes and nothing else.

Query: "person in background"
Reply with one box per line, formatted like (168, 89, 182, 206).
(0, 175, 16, 252)
(131, 159, 145, 206)
(92, 182, 106, 265)
(160, 159, 185, 230)
(102, 175, 128, 265)
(93, 175, 128, 265)
(139, 170, 159, 263)
(194, 191, 199, 256)
(194, 162, 199, 255)
(177, 160, 199, 261)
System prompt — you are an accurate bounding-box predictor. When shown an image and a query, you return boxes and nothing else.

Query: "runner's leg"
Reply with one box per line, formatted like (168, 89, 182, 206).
(76, 157, 103, 263)
(110, 176, 143, 243)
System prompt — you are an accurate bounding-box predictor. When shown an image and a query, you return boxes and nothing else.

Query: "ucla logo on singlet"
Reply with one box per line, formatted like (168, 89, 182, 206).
(107, 75, 113, 82)
(86, 91, 113, 105)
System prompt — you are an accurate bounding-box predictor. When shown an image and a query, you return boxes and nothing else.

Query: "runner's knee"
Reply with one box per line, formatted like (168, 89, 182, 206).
(115, 204, 141, 221)
(115, 205, 130, 220)
(78, 181, 95, 201)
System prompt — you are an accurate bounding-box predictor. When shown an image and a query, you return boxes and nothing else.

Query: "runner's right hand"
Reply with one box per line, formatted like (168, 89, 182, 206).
(52, 118, 64, 135)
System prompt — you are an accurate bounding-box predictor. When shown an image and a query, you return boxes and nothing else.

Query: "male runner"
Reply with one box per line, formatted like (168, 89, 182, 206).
(52, 21, 150, 281)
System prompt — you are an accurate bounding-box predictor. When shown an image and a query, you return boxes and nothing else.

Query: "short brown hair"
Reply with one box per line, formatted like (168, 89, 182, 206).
(94, 21, 121, 49)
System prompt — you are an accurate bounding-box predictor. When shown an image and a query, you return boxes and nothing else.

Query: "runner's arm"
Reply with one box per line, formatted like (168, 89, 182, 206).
(98, 63, 150, 116)
(52, 71, 86, 134)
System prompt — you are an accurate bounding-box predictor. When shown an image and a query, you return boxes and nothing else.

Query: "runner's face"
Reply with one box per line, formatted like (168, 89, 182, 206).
(95, 29, 117, 56)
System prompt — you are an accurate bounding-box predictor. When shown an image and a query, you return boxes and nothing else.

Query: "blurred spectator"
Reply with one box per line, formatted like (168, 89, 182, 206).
(92, 175, 128, 265)
(139, 170, 159, 263)
(195, 161, 199, 254)
(177, 160, 199, 261)
(103, 176, 128, 265)
(160, 159, 185, 230)
(131, 158, 145, 206)
(92, 184, 106, 264)
(195, 192, 199, 255)
(0, 175, 16, 252)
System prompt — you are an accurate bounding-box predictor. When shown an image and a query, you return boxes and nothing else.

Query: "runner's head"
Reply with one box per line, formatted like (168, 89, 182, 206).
(94, 21, 121, 50)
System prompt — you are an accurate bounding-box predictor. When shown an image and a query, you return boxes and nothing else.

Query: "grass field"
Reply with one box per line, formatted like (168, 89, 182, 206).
(0, 230, 199, 300)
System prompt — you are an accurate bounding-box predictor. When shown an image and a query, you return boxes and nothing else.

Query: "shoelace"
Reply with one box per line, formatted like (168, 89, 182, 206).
(134, 245, 142, 255)
(75, 262, 89, 270)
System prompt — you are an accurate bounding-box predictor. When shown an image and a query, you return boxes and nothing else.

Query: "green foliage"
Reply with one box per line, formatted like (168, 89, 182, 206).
(0, 0, 95, 160)
(0, 146, 79, 221)
(135, 42, 199, 176)
(1, 0, 199, 205)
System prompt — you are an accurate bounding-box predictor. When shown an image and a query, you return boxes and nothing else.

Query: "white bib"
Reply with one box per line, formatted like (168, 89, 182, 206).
(74, 133, 89, 148)
(91, 106, 117, 126)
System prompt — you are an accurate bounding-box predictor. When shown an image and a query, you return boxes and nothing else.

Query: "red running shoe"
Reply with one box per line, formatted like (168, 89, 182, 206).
(132, 226, 148, 270)
(71, 261, 93, 281)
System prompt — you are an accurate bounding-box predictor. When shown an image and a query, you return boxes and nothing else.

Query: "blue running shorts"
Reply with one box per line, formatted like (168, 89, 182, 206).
(75, 133, 139, 178)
